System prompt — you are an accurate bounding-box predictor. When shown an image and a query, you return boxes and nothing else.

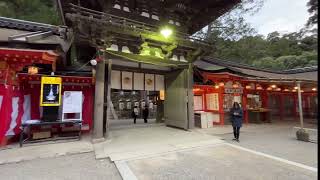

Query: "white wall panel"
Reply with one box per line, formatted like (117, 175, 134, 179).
(122, 71, 133, 90)
(111, 70, 121, 89)
(133, 73, 144, 90)
(155, 74, 164, 91)
(145, 74, 155, 91)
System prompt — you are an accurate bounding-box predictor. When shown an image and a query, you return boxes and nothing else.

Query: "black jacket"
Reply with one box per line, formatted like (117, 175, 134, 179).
(142, 108, 149, 118)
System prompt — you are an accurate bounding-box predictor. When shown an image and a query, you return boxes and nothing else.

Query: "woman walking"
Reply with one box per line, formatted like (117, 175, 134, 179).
(142, 105, 149, 123)
(230, 102, 243, 142)
(132, 106, 139, 124)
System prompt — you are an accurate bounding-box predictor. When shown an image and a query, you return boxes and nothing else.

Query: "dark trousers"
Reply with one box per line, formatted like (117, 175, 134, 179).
(143, 117, 148, 123)
(133, 115, 137, 124)
(233, 127, 240, 139)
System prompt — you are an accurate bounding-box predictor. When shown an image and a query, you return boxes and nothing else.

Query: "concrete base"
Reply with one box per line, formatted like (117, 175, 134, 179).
(92, 138, 106, 144)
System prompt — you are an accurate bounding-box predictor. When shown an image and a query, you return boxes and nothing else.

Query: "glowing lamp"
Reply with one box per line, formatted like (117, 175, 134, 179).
(300, 90, 304, 93)
(256, 86, 263, 90)
(271, 84, 277, 88)
(245, 85, 251, 89)
(218, 82, 224, 87)
(193, 88, 201, 92)
(267, 87, 272, 91)
(215, 85, 219, 89)
(160, 27, 173, 38)
(232, 83, 239, 88)
(275, 88, 281, 91)
(160, 90, 165, 100)
(292, 89, 297, 92)
(294, 86, 298, 90)
(284, 89, 289, 92)
(312, 88, 317, 91)
(28, 66, 38, 75)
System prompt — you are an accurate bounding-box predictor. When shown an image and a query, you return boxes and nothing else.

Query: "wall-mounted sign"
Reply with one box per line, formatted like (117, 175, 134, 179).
(224, 88, 243, 94)
(62, 91, 83, 122)
(122, 71, 133, 90)
(119, 102, 124, 110)
(40, 76, 62, 106)
(126, 102, 132, 109)
(206, 93, 219, 111)
(145, 74, 155, 90)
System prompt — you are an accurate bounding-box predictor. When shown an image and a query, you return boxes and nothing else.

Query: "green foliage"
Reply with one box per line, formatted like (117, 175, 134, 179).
(194, 0, 318, 71)
(0, 0, 61, 25)
(306, 0, 318, 27)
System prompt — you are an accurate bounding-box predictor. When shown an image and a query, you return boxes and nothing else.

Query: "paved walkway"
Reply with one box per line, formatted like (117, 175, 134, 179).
(0, 152, 121, 180)
(197, 121, 318, 168)
(93, 125, 224, 161)
(0, 121, 317, 180)
(0, 135, 93, 165)
(127, 144, 317, 180)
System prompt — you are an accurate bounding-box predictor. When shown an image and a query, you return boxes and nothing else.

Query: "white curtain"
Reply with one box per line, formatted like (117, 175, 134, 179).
(6, 97, 19, 136)
(21, 95, 31, 124)
(0, 95, 3, 112)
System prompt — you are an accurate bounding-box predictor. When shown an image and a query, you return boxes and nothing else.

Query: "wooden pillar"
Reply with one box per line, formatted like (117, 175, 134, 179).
(187, 63, 194, 129)
(297, 82, 304, 128)
(93, 56, 105, 140)
(104, 59, 112, 138)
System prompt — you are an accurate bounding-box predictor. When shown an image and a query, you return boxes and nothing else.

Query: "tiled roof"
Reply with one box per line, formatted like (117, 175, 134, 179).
(195, 57, 318, 82)
(201, 57, 318, 74)
(0, 17, 66, 36)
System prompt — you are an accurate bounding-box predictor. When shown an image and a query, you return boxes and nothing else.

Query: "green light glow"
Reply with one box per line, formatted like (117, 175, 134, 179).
(160, 27, 173, 38)
(139, 49, 151, 56)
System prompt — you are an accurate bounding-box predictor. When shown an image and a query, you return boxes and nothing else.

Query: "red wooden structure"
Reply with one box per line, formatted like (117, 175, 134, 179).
(193, 71, 318, 126)
(0, 48, 94, 146)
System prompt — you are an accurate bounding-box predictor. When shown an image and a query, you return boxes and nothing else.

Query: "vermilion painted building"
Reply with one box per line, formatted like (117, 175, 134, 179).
(193, 58, 318, 126)
(0, 17, 94, 146)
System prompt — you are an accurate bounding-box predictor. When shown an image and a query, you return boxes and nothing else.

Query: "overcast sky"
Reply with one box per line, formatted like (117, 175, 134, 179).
(244, 0, 310, 37)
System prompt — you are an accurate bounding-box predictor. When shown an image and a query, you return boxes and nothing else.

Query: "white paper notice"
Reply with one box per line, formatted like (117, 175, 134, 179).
(63, 91, 83, 113)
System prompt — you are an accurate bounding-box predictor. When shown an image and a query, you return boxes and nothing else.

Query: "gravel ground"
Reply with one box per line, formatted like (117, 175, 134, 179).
(0, 152, 121, 180)
(128, 145, 317, 180)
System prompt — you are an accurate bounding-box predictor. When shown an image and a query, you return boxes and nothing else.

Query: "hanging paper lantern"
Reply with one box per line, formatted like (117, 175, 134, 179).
(28, 66, 39, 75)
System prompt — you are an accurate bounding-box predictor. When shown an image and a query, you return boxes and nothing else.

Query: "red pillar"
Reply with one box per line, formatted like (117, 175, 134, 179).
(260, 91, 269, 122)
(292, 93, 298, 121)
(242, 90, 248, 124)
(218, 88, 224, 125)
(279, 94, 284, 120)
(203, 88, 207, 111)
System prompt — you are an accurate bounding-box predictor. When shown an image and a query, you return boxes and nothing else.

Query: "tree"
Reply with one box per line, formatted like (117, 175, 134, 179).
(306, 0, 318, 27)
(0, 0, 61, 25)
